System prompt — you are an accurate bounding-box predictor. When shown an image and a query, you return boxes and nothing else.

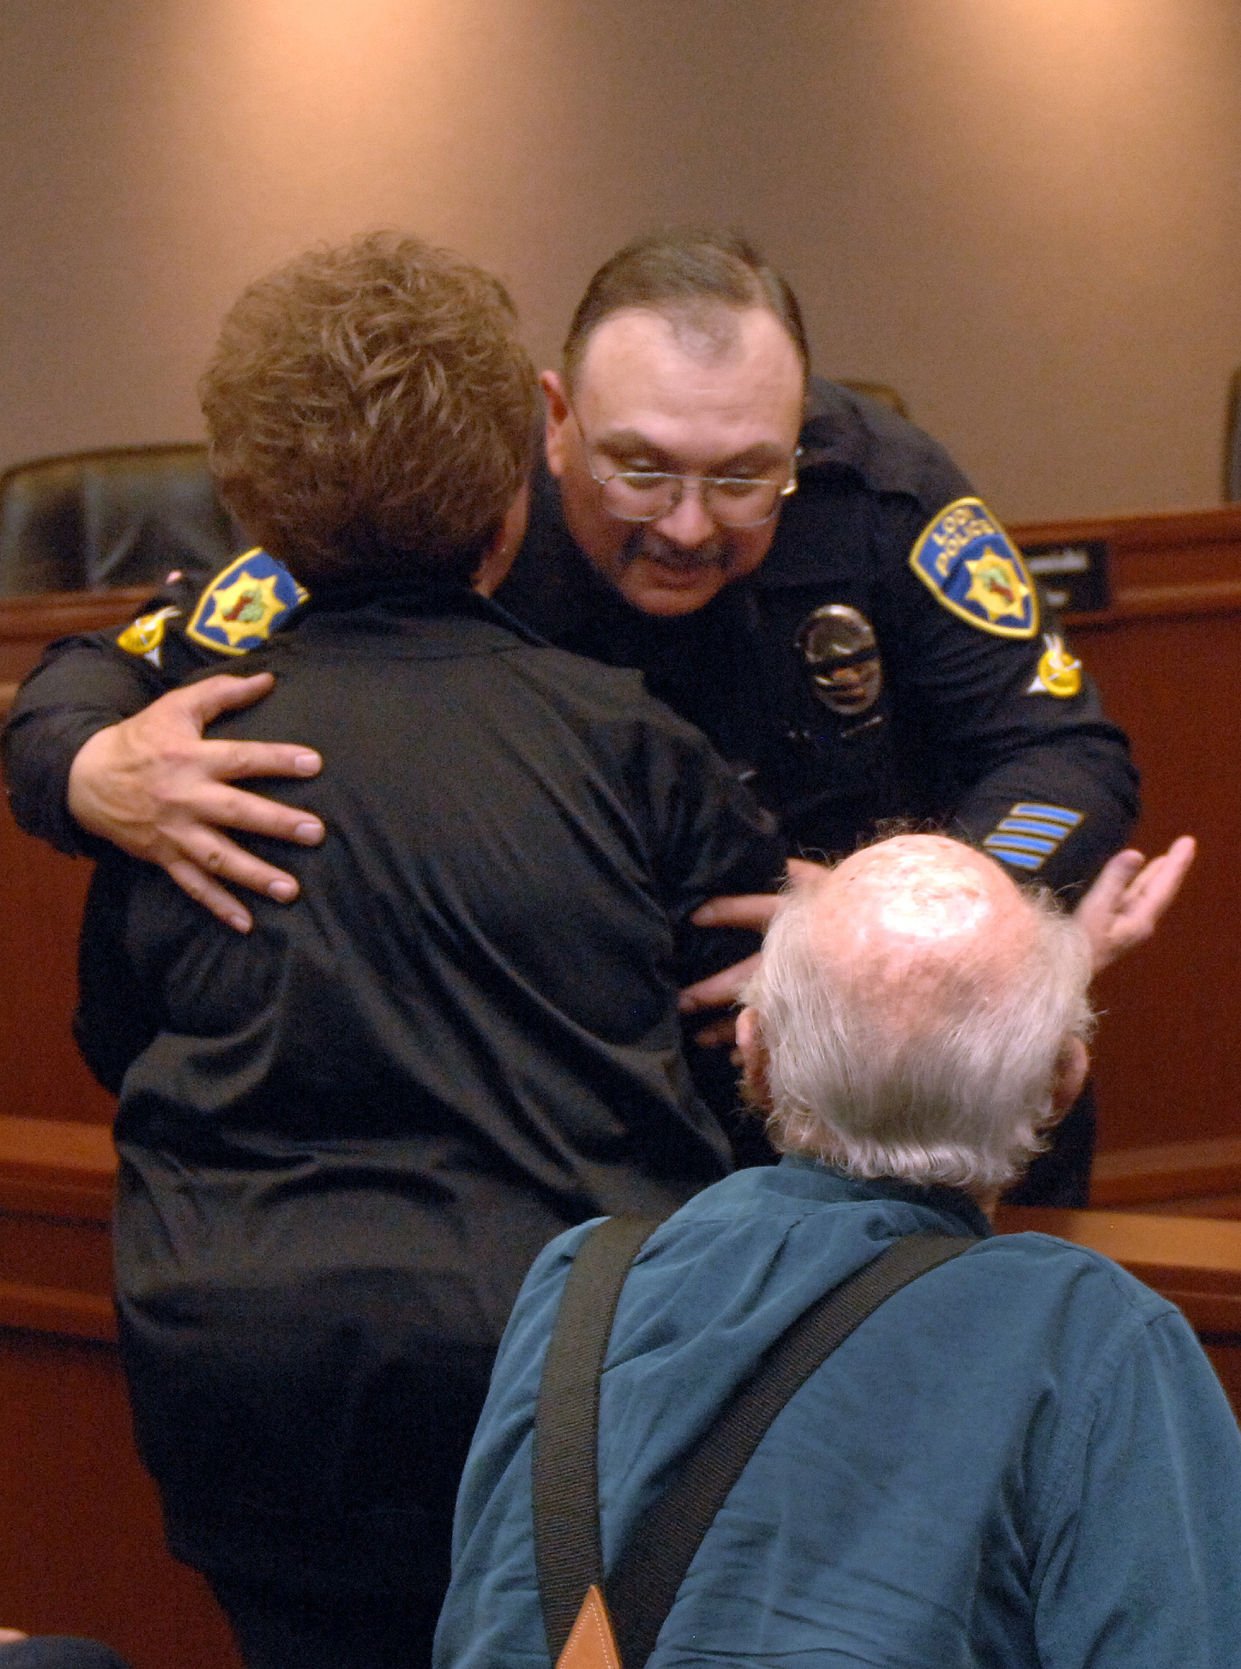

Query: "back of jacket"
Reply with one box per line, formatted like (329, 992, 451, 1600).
(75, 589, 784, 1592)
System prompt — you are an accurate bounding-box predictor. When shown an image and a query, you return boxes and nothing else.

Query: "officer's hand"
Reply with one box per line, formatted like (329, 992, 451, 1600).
(679, 860, 820, 1046)
(1074, 835, 1197, 975)
(67, 673, 325, 933)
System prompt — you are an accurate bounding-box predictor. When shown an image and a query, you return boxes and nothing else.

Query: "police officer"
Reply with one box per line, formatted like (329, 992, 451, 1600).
(3, 230, 1182, 1203)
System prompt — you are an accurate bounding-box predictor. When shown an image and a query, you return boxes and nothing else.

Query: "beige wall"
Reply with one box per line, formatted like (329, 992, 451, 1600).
(2, 0, 1240, 521)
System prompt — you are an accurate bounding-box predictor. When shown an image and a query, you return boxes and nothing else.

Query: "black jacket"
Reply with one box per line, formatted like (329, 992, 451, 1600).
(75, 586, 782, 1594)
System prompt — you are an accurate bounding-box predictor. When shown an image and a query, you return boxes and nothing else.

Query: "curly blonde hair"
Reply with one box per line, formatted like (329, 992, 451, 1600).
(200, 231, 537, 584)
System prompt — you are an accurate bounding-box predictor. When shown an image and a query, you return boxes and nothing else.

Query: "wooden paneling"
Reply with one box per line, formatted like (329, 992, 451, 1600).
(0, 792, 116, 1130)
(0, 589, 148, 683)
(1, 595, 136, 1130)
(0, 1113, 237, 1665)
(0, 1115, 114, 1338)
(0, 1330, 242, 1668)
(1010, 508, 1241, 1201)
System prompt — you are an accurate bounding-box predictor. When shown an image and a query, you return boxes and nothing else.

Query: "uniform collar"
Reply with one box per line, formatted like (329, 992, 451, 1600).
(301, 576, 544, 644)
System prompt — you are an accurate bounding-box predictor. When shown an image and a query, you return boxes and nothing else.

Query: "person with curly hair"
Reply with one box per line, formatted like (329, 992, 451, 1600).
(71, 233, 783, 1669)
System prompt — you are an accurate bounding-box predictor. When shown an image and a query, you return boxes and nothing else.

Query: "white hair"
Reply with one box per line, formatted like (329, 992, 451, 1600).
(745, 851, 1095, 1192)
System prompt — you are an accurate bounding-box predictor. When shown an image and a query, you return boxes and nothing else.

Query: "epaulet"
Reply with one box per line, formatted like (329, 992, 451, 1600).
(183, 548, 309, 655)
(798, 378, 972, 510)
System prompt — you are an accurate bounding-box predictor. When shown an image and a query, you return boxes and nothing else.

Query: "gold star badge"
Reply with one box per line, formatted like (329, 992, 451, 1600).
(204, 570, 284, 648)
(964, 548, 1031, 624)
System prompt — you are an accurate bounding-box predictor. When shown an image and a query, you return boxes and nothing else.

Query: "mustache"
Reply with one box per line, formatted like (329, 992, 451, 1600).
(620, 528, 730, 573)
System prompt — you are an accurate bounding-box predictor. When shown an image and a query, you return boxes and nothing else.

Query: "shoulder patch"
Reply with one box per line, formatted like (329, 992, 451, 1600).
(909, 498, 1039, 639)
(116, 605, 181, 661)
(185, 549, 308, 656)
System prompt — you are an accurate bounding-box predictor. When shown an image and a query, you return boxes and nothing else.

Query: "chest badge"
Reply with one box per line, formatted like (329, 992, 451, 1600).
(185, 548, 308, 656)
(795, 604, 883, 716)
(909, 497, 1039, 639)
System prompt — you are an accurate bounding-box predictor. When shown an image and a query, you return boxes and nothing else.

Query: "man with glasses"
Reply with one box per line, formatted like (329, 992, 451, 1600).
(3, 230, 1163, 1202)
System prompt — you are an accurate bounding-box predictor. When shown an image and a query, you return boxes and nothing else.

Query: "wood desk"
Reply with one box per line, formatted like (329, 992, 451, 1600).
(1011, 506, 1241, 1207)
(0, 1114, 240, 1666)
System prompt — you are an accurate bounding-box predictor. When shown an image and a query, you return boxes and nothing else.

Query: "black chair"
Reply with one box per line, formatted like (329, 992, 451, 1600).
(0, 444, 238, 596)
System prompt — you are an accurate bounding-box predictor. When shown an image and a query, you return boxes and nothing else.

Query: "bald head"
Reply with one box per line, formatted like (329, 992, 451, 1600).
(811, 835, 1040, 1047)
(741, 835, 1093, 1195)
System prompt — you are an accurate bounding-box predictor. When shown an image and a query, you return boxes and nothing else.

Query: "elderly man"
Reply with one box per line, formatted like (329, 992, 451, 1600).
(434, 834, 1241, 1669)
(69, 232, 784, 1669)
(3, 232, 1160, 1203)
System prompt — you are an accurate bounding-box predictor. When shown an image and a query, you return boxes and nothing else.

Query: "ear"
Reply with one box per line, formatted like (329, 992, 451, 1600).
(735, 1006, 772, 1112)
(472, 484, 530, 596)
(1048, 1034, 1090, 1123)
(541, 370, 573, 479)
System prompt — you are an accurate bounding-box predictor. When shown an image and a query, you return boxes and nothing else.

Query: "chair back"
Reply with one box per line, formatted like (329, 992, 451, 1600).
(0, 444, 237, 595)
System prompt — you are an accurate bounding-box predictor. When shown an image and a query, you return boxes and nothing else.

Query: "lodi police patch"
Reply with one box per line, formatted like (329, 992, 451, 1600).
(185, 549, 308, 656)
(909, 497, 1039, 639)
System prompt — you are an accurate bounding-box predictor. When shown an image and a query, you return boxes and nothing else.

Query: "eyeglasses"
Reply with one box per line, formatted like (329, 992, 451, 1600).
(578, 435, 801, 527)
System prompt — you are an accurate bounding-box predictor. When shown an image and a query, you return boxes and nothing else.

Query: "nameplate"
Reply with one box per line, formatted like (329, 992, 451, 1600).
(1020, 538, 1110, 613)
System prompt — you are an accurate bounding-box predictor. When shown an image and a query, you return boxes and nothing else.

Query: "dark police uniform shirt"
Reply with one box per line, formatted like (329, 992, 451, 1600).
(500, 380, 1138, 895)
(3, 383, 1136, 897)
(70, 585, 783, 1596)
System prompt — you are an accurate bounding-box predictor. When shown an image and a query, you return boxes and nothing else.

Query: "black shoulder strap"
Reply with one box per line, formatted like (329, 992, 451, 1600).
(534, 1215, 661, 1663)
(536, 1221, 974, 1668)
(609, 1232, 971, 1669)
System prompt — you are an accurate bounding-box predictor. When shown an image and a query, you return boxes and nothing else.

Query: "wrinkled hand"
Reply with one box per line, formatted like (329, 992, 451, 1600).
(679, 858, 820, 1047)
(1074, 835, 1197, 975)
(67, 673, 324, 932)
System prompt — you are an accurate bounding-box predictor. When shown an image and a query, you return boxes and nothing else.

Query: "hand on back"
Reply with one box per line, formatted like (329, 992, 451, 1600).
(67, 672, 324, 932)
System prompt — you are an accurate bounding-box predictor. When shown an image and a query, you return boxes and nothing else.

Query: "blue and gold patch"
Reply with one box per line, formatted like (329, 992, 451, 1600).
(984, 802, 1083, 872)
(185, 549, 308, 656)
(909, 497, 1039, 639)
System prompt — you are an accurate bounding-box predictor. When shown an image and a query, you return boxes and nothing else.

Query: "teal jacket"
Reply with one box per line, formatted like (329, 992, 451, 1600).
(437, 1159, 1241, 1669)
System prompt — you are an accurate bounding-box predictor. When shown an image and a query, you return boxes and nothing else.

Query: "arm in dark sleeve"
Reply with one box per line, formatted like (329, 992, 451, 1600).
(1, 565, 262, 855)
(879, 498, 1139, 898)
(622, 699, 788, 989)
(3, 629, 179, 854)
(73, 857, 162, 1091)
